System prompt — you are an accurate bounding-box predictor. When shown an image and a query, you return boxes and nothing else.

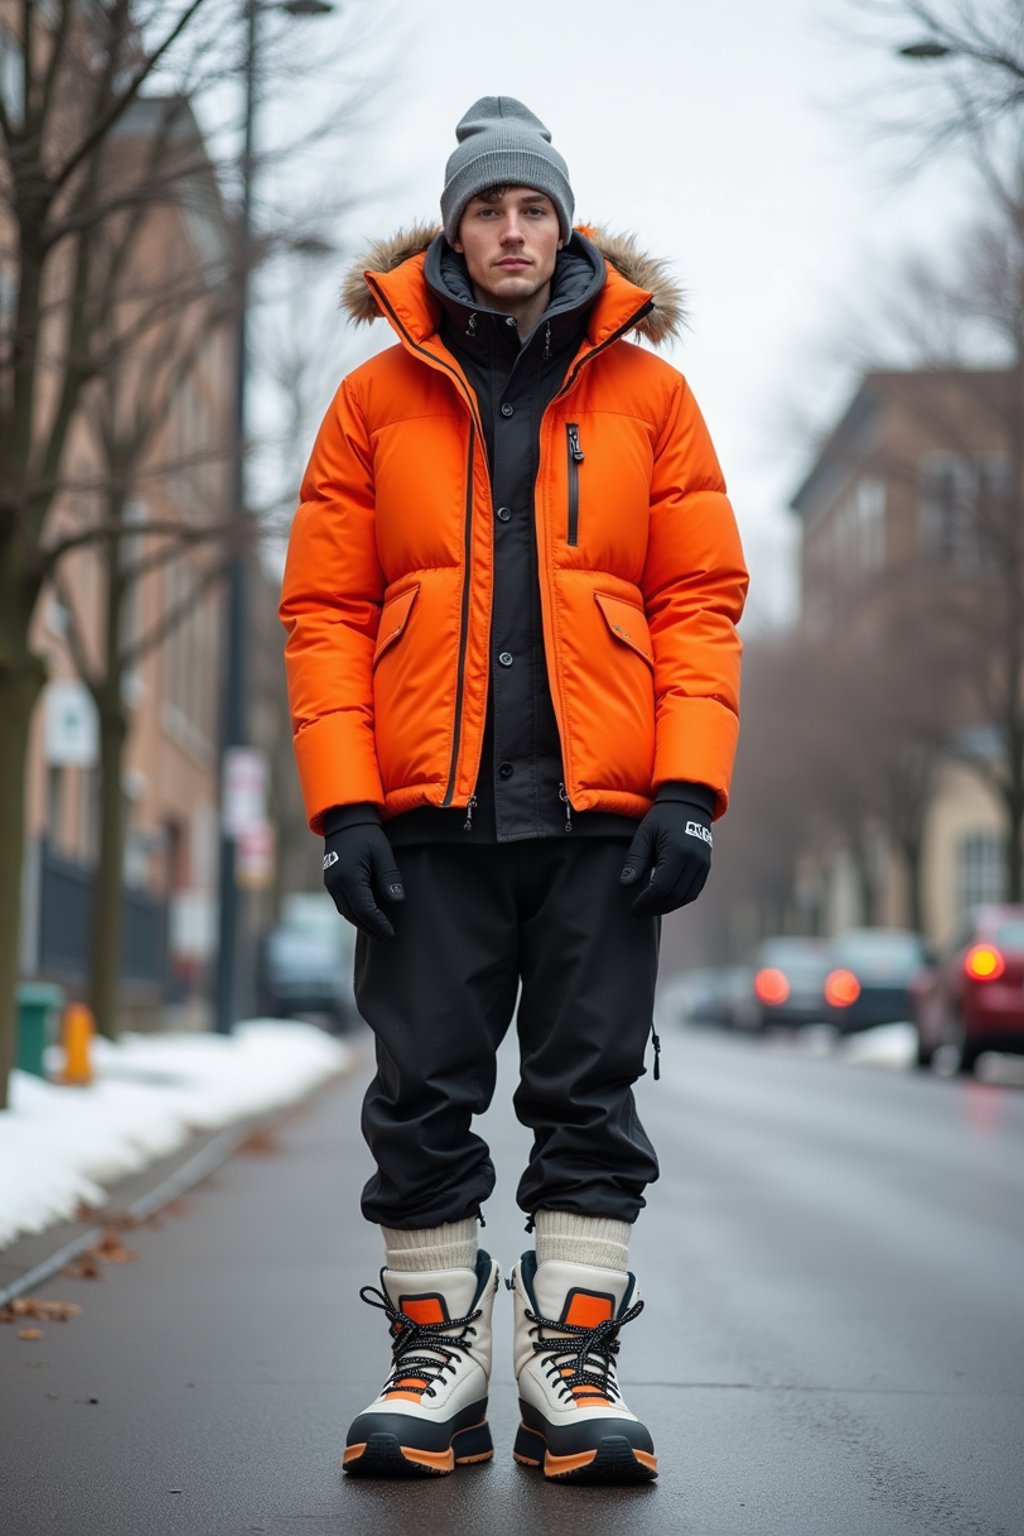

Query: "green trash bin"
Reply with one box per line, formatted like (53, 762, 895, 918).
(16, 982, 65, 1079)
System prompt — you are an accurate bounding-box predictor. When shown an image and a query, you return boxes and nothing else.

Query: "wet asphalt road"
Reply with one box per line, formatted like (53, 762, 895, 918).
(1, 1014, 1023, 1536)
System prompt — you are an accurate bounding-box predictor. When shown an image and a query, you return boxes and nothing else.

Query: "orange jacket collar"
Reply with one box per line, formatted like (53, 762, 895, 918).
(367, 245, 654, 357)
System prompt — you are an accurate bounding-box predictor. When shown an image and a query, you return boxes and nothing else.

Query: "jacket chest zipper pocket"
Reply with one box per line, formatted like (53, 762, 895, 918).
(566, 423, 584, 547)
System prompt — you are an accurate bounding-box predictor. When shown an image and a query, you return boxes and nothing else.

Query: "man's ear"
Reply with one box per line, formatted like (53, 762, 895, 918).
(452, 241, 463, 253)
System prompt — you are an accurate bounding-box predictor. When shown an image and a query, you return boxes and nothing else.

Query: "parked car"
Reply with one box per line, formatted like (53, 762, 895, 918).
(672, 968, 727, 1026)
(823, 928, 928, 1034)
(910, 906, 1024, 1074)
(258, 892, 358, 1032)
(732, 936, 829, 1031)
(673, 965, 749, 1029)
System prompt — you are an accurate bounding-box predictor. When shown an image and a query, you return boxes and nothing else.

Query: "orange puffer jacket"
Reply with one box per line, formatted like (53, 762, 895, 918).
(281, 225, 749, 835)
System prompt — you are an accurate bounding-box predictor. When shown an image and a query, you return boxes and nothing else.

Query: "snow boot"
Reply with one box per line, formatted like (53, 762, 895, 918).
(342, 1249, 499, 1477)
(509, 1250, 657, 1483)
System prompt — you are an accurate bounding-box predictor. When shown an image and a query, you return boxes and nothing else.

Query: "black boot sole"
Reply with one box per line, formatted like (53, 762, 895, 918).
(514, 1424, 658, 1484)
(344, 1421, 493, 1478)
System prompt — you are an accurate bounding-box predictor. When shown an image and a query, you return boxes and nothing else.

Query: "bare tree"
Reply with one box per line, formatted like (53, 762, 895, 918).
(839, 0, 1024, 169)
(0, 0, 389, 1106)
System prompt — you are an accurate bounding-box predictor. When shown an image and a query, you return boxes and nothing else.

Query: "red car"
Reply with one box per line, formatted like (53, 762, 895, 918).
(911, 906, 1024, 1075)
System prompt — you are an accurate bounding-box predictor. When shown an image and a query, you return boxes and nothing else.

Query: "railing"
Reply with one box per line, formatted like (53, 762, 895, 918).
(27, 839, 168, 996)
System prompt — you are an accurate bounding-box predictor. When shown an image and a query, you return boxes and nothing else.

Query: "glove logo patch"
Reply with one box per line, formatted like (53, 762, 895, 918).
(323, 850, 340, 871)
(685, 820, 713, 847)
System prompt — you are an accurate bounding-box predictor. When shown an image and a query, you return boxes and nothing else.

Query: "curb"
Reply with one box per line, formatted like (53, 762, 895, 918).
(0, 1123, 249, 1310)
(0, 1061, 355, 1310)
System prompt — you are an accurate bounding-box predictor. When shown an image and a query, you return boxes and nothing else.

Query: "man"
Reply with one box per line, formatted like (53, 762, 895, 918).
(280, 96, 747, 1483)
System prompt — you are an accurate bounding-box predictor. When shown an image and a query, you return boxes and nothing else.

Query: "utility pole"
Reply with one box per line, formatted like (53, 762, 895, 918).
(214, 0, 334, 1033)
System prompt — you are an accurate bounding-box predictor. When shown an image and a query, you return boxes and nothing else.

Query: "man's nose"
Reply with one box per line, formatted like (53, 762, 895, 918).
(500, 218, 526, 244)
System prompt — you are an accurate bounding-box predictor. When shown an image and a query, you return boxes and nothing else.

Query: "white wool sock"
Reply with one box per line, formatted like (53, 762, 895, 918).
(381, 1218, 478, 1273)
(534, 1210, 631, 1272)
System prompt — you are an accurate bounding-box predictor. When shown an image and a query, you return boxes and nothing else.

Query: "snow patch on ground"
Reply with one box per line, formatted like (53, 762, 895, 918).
(776, 1020, 918, 1069)
(0, 1021, 350, 1251)
(837, 1022, 918, 1070)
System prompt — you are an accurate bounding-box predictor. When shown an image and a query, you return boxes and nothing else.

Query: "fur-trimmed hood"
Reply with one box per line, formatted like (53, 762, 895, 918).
(340, 223, 686, 349)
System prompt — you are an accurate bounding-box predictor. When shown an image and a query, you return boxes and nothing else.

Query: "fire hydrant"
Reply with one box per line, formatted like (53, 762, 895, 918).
(62, 1002, 96, 1086)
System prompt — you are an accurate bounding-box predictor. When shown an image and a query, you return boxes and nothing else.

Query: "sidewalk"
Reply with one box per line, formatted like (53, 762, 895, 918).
(2, 1024, 1021, 1535)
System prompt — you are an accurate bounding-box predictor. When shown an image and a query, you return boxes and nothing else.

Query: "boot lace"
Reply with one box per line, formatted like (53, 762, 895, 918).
(359, 1284, 482, 1399)
(525, 1297, 644, 1405)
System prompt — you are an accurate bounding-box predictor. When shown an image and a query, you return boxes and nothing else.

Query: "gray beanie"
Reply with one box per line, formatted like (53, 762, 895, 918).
(441, 96, 574, 245)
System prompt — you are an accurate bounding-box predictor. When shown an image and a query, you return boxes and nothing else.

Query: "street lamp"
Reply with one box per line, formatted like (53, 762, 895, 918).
(898, 41, 952, 61)
(214, 0, 336, 1034)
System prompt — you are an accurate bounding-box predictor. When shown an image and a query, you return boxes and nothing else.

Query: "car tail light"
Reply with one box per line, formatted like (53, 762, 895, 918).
(825, 968, 861, 1007)
(754, 967, 790, 1005)
(964, 944, 1005, 982)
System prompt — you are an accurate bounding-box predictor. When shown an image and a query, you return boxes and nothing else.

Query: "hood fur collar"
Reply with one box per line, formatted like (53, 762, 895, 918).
(340, 223, 686, 348)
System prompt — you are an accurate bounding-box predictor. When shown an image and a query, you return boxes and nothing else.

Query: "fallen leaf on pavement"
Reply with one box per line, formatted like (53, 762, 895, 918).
(1, 1298, 83, 1323)
(17, 1328, 44, 1340)
(238, 1128, 279, 1156)
(94, 1228, 138, 1264)
(62, 1253, 103, 1281)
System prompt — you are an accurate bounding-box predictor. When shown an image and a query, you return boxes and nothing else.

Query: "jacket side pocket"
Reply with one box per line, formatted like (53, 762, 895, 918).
(594, 590, 654, 669)
(372, 584, 420, 670)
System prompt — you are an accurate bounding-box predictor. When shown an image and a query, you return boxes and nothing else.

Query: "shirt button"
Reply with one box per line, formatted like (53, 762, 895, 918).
(500, 403, 514, 418)
(498, 761, 514, 778)
(498, 651, 514, 667)
(505, 316, 517, 327)
(496, 506, 512, 522)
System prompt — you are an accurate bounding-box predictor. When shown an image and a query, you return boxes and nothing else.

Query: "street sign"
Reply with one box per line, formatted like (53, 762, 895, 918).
(44, 681, 98, 767)
(236, 822, 275, 890)
(222, 747, 267, 839)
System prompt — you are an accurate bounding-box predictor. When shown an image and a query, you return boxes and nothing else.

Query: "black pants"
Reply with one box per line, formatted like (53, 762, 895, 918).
(355, 839, 661, 1229)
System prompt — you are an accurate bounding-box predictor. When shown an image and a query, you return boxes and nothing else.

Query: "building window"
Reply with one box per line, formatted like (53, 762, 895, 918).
(0, 27, 24, 129)
(956, 830, 1004, 914)
(0, 263, 16, 334)
(919, 455, 1011, 567)
(162, 559, 217, 758)
(854, 476, 885, 572)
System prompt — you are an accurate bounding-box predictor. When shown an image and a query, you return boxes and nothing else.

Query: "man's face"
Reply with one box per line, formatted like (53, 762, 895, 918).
(453, 186, 564, 308)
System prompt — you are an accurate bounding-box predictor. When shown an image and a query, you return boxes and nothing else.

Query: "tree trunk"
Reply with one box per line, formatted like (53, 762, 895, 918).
(89, 695, 128, 1041)
(849, 826, 878, 927)
(87, 521, 130, 1041)
(0, 650, 47, 1111)
(900, 835, 925, 935)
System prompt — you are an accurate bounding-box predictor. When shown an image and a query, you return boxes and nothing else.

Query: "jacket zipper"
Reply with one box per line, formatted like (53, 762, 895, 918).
(558, 781, 573, 832)
(443, 422, 476, 810)
(364, 274, 486, 817)
(566, 423, 584, 547)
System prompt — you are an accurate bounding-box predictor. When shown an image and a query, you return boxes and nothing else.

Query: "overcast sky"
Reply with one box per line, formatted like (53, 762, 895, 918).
(244, 0, 977, 625)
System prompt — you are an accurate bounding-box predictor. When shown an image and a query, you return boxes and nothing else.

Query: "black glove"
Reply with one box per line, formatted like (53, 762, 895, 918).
(619, 782, 715, 917)
(321, 804, 404, 942)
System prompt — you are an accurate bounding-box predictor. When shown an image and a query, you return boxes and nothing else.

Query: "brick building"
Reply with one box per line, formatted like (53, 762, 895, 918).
(790, 368, 1015, 944)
